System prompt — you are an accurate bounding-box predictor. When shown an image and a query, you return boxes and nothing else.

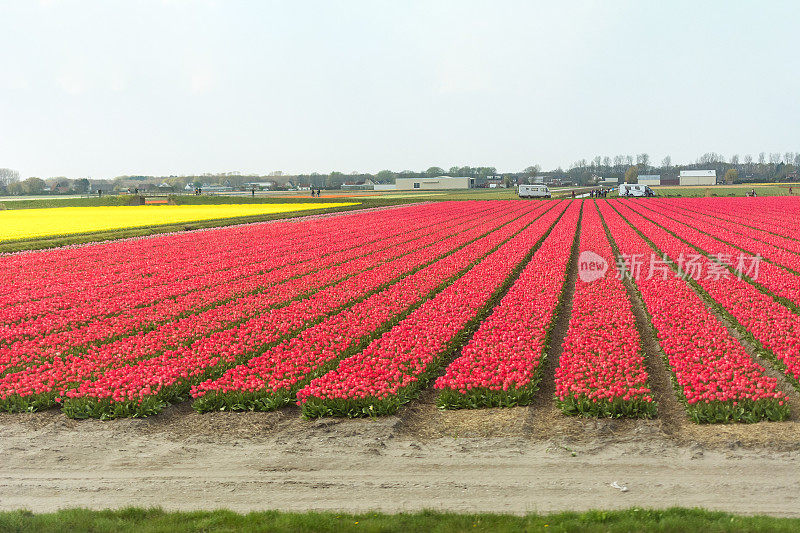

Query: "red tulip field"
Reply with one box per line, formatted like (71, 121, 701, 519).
(2, 198, 799, 424)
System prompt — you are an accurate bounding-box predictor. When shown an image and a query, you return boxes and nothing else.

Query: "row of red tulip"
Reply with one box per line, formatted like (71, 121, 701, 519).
(612, 200, 798, 410)
(0, 203, 490, 377)
(432, 201, 580, 409)
(606, 201, 789, 422)
(294, 202, 572, 418)
(0, 203, 475, 345)
(189, 202, 563, 412)
(554, 202, 655, 418)
(52, 202, 539, 418)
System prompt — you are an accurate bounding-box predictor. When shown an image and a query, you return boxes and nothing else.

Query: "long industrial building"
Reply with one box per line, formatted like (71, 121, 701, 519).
(394, 176, 474, 190)
(679, 170, 717, 186)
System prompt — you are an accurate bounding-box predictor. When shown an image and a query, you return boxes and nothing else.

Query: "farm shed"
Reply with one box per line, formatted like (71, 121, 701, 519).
(679, 170, 717, 186)
(394, 176, 474, 190)
(638, 174, 661, 186)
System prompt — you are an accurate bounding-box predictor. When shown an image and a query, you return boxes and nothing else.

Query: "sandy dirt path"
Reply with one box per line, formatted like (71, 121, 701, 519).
(1, 405, 799, 516)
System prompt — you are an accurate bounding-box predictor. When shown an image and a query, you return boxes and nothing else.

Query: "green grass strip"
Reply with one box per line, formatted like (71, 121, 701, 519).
(1, 507, 799, 533)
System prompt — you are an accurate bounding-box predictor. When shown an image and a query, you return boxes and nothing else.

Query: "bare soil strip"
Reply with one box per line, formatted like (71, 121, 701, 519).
(1, 404, 799, 516)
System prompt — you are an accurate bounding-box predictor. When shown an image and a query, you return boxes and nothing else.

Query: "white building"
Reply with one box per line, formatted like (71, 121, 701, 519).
(679, 170, 717, 186)
(394, 176, 474, 190)
(638, 174, 661, 186)
(600, 177, 619, 185)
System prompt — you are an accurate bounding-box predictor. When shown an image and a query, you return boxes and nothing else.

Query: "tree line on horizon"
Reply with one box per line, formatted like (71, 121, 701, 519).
(1, 151, 797, 195)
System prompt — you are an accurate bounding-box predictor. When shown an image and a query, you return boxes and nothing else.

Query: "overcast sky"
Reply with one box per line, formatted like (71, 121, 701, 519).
(1, 0, 798, 179)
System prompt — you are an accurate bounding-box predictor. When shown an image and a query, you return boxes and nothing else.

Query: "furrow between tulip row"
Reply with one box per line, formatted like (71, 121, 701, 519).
(295, 201, 575, 418)
(433, 201, 582, 409)
(554, 201, 656, 418)
(189, 201, 569, 413)
(604, 201, 789, 423)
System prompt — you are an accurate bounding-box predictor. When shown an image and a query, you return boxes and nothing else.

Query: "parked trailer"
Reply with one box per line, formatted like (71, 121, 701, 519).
(518, 185, 551, 198)
(619, 184, 655, 197)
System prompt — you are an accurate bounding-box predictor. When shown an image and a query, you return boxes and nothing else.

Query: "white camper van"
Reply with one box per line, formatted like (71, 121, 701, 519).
(619, 184, 655, 197)
(518, 184, 551, 198)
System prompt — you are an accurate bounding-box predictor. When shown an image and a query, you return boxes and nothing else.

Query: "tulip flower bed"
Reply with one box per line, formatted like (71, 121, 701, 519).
(603, 201, 789, 423)
(295, 202, 572, 418)
(553, 202, 656, 418)
(0, 203, 358, 242)
(54, 202, 544, 418)
(190, 202, 566, 413)
(609, 200, 797, 417)
(0, 202, 514, 413)
(4, 197, 800, 424)
(433, 201, 581, 409)
(0, 202, 500, 380)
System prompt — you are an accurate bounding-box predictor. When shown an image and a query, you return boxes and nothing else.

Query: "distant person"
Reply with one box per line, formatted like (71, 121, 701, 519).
(251, 188, 256, 197)
(571, 190, 575, 199)
(790, 187, 793, 195)
(752, 188, 756, 197)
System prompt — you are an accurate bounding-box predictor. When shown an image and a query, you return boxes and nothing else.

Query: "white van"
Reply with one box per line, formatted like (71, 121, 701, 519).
(518, 184, 551, 198)
(619, 184, 655, 197)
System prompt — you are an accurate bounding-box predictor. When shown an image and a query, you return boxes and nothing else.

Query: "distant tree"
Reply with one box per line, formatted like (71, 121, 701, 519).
(661, 155, 672, 168)
(795, 154, 800, 168)
(602, 156, 611, 168)
(624, 165, 639, 184)
(7, 181, 24, 195)
(425, 167, 444, 177)
(613, 155, 624, 170)
(375, 170, 395, 182)
(524, 165, 541, 176)
(592, 156, 602, 168)
(785, 152, 795, 165)
(74, 178, 90, 193)
(636, 153, 650, 169)
(758, 152, 766, 165)
(730, 154, 739, 165)
(0, 168, 20, 186)
(22, 177, 46, 194)
(724, 168, 738, 184)
(744, 154, 753, 167)
(625, 155, 634, 166)
(770, 153, 781, 165)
